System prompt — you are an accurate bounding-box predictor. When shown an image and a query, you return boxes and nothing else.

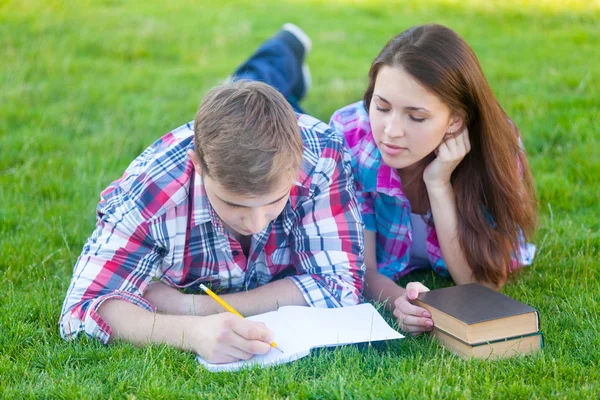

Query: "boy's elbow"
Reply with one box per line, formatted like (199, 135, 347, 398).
(337, 283, 362, 308)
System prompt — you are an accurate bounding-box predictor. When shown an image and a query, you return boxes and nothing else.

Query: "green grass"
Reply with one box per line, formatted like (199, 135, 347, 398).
(1, 0, 599, 398)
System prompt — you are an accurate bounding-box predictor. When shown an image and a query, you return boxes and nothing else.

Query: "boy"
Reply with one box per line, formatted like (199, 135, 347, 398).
(60, 78, 365, 364)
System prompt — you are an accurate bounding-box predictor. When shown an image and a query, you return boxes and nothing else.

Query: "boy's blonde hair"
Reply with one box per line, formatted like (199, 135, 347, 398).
(194, 80, 303, 195)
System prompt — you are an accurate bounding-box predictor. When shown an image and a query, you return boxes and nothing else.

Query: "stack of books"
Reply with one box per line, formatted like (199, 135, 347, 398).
(415, 283, 543, 359)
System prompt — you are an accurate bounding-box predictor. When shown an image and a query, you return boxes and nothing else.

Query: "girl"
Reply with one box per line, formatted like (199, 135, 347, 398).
(329, 24, 537, 335)
(233, 23, 537, 336)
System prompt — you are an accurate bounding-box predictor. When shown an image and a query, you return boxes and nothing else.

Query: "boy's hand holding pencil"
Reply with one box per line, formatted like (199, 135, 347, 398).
(181, 284, 279, 364)
(192, 312, 277, 364)
(199, 284, 284, 353)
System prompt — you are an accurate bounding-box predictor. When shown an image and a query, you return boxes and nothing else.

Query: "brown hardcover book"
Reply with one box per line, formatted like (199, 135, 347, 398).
(414, 283, 540, 344)
(431, 328, 543, 359)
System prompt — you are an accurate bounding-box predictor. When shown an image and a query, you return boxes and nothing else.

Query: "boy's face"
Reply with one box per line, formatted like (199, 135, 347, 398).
(202, 173, 293, 237)
(189, 147, 293, 237)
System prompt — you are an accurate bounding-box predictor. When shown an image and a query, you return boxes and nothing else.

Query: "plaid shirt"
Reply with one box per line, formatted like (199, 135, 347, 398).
(330, 101, 536, 281)
(60, 114, 365, 344)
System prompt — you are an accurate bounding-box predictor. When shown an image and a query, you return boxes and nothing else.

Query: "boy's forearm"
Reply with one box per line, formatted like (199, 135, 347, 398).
(97, 299, 196, 351)
(144, 278, 308, 317)
(218, 279, 308, 316)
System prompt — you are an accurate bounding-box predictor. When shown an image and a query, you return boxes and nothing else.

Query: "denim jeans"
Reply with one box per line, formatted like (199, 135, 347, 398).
(232, 31, 305, 114)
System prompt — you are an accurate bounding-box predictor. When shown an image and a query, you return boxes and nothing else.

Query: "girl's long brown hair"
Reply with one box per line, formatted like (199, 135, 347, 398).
(363, 24, 537, 287)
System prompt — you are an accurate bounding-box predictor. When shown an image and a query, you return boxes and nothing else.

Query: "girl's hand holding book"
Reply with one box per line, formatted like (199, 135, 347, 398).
(393, 282, 434, 335)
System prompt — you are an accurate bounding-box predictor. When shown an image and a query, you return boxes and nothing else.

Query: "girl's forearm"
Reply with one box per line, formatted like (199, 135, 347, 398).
(426, 183, 474, 285)
(363, 269, 405, 310)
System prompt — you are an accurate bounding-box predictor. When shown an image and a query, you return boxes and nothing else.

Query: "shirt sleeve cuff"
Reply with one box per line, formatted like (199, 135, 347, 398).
(362, 213, 376, 232)
(62, 291, 156, 345)
(430, 257, 450, 277)
(286, 274, 361, 309)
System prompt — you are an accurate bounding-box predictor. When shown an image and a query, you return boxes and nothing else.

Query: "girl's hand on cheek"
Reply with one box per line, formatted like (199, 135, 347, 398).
(423, 127, 471, 190)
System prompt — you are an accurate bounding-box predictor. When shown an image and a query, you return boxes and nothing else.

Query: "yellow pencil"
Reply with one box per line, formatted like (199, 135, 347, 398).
(199, 284, 283, 353)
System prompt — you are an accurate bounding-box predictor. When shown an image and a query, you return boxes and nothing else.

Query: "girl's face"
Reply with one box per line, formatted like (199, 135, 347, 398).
(369, 65, 460, 170)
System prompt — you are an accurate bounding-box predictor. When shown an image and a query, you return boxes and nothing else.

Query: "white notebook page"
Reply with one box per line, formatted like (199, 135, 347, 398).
(279, 303, 403, 348)
(197, 310, 311, 372)
(197, 303, 403, 372)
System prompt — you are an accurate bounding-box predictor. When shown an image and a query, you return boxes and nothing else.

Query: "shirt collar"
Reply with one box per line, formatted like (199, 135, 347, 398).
(190, 168, 212, 228)
(376, 159, 406, 199)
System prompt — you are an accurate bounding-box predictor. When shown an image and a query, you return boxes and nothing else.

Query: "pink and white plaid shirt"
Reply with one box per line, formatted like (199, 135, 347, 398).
(60, 115, 365, 344)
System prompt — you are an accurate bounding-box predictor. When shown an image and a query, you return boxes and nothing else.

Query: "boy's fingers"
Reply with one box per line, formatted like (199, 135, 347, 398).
(233, 337, 272, 356)
(229, 319, 275, 355)
(209, 354, 243, 364)
(231, 319, 275, 344)
(224, 345, 255, 361)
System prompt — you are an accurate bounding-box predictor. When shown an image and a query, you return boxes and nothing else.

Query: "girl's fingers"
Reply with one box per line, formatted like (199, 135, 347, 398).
(462, 129, 471, 151)
(459, 129, 469, 153)
(456, 133, 466, 155)
(402, 315, 434, 329)
(397, 315, 434, 334)
(437, 140, 451, 160)
(405, 282, 430, 298)
(449, 131, 468, 158)
(399, 300, 430, 318)
(446, 134, 461, 156)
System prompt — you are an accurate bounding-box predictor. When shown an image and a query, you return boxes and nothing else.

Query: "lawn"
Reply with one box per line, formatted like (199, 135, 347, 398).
(1, 0, 599, 398)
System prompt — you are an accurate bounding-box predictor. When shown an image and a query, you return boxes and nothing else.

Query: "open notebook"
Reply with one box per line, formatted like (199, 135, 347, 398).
(196, 303, 404, 372)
